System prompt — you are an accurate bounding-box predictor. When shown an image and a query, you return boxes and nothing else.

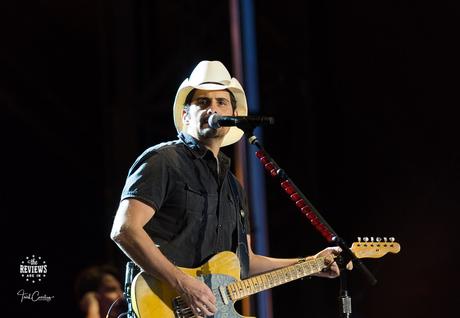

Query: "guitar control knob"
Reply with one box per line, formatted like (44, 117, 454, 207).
(363, 237, 369, 242)
(376, 237, 382, 242)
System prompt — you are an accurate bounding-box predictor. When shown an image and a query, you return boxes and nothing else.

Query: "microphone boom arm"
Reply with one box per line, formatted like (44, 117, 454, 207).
(240, 125, 377, 287)
(208, 114, 274, 129)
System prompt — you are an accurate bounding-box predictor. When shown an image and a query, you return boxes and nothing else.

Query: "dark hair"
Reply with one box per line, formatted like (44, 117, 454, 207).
(183, 88, 237, 113)
(74, 264, 121, 301)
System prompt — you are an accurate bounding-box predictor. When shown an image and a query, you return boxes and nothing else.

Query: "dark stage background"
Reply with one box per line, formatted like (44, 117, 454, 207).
(2, 1, 459, 317)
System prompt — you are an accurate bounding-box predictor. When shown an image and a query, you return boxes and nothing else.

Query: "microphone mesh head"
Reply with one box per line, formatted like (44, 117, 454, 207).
(208, 114, 221, 129)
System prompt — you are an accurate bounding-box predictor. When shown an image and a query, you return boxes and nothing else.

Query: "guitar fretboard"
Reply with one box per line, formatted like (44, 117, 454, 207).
(226, 257, 327, 301)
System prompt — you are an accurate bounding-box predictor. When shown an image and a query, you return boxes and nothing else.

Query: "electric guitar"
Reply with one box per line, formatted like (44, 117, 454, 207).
(131, 239, 401, 318)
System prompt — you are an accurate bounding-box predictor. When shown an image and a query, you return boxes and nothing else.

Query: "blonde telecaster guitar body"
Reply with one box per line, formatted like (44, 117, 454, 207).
(131, 241, 400, 318)
(132, 251, 251, 318)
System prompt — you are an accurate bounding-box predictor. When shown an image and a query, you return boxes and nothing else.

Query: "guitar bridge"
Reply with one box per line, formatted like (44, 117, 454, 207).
(172, 296, 195, 318)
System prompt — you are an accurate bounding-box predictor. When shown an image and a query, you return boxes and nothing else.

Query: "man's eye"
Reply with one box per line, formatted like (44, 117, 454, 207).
(196, 98, 210, 107)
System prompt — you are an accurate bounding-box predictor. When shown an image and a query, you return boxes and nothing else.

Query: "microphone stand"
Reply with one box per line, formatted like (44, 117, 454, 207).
(124, 261, 136, 318)
(337, 254, 352, 317)
(237, 122, 377, 317)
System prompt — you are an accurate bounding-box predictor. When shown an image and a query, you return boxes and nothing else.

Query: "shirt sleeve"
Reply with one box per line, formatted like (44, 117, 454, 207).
(121, 151, 170, 211)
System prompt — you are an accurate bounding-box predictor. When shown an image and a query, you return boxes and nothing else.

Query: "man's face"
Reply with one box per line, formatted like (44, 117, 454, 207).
(97, 273, 123, 305)
(183, 89, 236, 141)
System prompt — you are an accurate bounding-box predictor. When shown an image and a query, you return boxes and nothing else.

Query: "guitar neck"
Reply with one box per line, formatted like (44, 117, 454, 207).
(226, 257, 327, 301)
(223, 241, 402, 301)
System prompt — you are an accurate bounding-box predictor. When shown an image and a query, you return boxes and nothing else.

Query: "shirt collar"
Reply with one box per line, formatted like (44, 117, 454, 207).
(179, 132, 207, 158)
(178, 132, 231, 167)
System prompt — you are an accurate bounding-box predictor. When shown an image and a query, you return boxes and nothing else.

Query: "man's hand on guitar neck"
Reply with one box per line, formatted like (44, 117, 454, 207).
(174, 271, 217, 317)
(310, 246, 353, 279)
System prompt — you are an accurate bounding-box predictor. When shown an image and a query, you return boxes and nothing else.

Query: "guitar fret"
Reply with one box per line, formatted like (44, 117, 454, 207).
(248, 277, 256, 293)
(258, 276, 264, 290)
(258, 276, 265, 289)
(270, 271, 278, 286)
(245, 281, 251, 290)
(237, 281, 247, 298)
(250, 277, 257, 292)
(312, 260, 319, 272)
(264, 275, 270, 288)
(234, 281, 241, 298)
(274, 269, 281, 284)
(284, 268, 292, 281)
(281, 268, 288, 283)
(240, 281, 247, 297)
(274, 270, 281, 284)
(298, 264, 304, 276)
(309, 257, 324, 274)
(228, 283, 237, 300)
(287, 266, 296, 281)
(253, 276, 261, 292)
(278, 268, 287, 284)
(314, 258, 322, 272)
(235, 282, 242, 298)
(244, 280, 251, 297)
(266, 272, 274, 288)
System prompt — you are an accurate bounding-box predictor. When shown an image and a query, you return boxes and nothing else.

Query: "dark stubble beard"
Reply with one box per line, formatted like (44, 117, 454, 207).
(198, 126, 219, 139)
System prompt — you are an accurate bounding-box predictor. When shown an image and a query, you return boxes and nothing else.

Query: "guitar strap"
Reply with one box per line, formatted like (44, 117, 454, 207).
(228, 174, 250, 279)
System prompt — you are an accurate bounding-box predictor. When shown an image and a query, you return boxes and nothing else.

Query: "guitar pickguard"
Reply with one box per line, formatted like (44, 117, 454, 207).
(172, 274, 242, 318)
(202, 273, 242, 318)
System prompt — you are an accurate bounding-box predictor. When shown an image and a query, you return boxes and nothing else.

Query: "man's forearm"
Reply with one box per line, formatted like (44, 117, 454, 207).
(112, 227, 185, 289)
(248, 253, 308, 276)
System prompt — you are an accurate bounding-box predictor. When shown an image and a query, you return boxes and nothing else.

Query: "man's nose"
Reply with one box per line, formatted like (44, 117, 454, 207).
(206, 100, 219, 113)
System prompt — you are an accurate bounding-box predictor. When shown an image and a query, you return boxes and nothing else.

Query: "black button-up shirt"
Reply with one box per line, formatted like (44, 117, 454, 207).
(121, 132, 249, 268)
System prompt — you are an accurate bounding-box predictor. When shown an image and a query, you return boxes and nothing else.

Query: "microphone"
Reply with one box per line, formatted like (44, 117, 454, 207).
(208, 114, 275, 129)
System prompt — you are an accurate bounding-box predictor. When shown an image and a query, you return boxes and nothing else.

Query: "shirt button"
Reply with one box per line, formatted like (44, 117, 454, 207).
(240, 209, 245, 217)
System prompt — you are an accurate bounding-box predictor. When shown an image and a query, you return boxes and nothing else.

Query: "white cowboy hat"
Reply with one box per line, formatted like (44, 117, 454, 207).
(173, 60, 248, 147)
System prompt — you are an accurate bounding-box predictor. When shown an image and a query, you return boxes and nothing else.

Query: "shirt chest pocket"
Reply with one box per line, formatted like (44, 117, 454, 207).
(184, 184, 218, 219)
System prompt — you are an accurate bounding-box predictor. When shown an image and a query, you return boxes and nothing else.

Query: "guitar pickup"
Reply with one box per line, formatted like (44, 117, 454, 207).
(218, 285, 230, 305)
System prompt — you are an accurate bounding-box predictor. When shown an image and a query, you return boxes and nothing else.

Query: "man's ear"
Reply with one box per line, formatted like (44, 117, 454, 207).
(233, 109, 238, 116)
(182, 109, 190, 125)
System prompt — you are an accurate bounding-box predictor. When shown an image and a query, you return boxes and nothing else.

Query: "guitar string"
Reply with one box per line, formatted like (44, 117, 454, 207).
(176, 258, 337, 316)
